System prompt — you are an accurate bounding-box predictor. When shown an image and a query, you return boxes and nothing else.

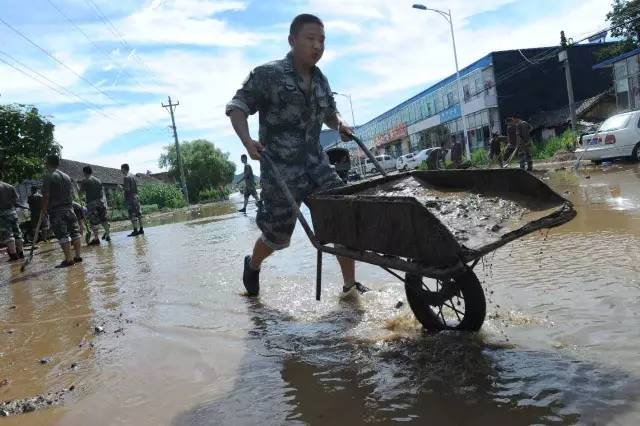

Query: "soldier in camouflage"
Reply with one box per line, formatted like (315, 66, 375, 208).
(41, 155, 82, 268)
(237, 154, 262, 213)
(226, 13, 368, 297)
(121, 163, 144, 237)
(0, 171, 24, 262)
(515, 118, 534, 171)
(80, 166, 111, 245)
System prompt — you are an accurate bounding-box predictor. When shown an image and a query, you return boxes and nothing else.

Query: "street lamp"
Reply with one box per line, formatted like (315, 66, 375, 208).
(412, 4, 471, 161)
(332, 91, 356, 127)
(332, 91, 363, 175)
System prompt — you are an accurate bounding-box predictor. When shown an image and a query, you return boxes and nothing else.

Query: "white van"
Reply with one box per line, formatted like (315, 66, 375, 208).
(364, 155, 396, 174)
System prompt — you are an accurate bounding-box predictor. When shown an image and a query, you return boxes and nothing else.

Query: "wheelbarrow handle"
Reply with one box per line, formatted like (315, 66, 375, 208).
(350, 134, 387, 177)
(260, 152, 319, 246)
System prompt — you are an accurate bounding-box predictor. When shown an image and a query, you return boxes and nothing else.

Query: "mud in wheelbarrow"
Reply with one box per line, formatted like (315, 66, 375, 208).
(306, 169, 576, 332)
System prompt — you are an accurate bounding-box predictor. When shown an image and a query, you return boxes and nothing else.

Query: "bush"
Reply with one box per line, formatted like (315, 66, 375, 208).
(138, 182, 187, 209)
(471, 149, 489, 167)
(141, 204, 159, 215)
(199, 187, 231, 203)
(533, 130, 577, 160)
(106, 189, 125, 211)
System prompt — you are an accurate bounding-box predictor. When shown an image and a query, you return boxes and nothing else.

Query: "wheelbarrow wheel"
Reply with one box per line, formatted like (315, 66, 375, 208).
(404, 268, 486, 332)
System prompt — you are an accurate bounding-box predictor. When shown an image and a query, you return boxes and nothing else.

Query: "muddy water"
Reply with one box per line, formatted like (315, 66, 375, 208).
(1, 165, 640, 425)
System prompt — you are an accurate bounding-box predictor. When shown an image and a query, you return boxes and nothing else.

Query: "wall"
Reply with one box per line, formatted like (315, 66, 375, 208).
(494, 44, 613, 126)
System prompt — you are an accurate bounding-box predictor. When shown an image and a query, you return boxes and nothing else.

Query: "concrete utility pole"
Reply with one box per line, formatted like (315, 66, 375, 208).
(559, 31, 578, 132)
(162, 96, 189, 204)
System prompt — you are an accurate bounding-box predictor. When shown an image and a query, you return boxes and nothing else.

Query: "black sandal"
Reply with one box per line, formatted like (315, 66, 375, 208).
(56, 260, 75, 268)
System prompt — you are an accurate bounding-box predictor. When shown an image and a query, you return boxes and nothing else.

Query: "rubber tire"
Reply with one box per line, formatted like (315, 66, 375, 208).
(632, 143, 640, 163)
(404, 268, 486, 332)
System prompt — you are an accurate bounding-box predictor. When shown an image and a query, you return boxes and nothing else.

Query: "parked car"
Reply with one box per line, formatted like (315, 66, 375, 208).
(364, 155, 396, 174)
(396, 152, 420, 171)
(576, 111, 640, 163)
(347, 170, 361, 182)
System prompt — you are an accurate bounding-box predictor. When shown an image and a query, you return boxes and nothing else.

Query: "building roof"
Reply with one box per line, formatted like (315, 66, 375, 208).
(320, 129, 341, 149)
(527, 90, 614, 128)
(59, 158, 160, 186)
(593, 47, 640, 69)
(355, 42, 613, 130)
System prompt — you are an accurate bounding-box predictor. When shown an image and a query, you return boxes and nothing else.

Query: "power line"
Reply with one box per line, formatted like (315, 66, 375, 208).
(82, 0, 156, 77)
(44, 0, 147, 88)
(0, 51, 117, 120)
(0, 16, 122, 106)
(0, 51, 167, 135)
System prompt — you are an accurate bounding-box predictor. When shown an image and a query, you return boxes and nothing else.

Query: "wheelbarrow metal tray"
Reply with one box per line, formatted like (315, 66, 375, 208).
(307, 169, 576, 266)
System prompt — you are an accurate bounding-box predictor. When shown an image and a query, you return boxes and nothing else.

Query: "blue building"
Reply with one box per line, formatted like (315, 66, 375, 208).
(334, 43, 611, 160)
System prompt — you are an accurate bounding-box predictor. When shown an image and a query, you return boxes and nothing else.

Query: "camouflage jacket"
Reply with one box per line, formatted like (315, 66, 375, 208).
(226, 52, 339, 183)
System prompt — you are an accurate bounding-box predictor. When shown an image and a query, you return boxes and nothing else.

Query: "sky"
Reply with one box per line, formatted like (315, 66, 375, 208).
(0, 0, 613, 175)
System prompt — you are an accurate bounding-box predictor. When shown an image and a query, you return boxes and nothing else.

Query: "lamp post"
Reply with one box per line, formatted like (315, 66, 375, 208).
(332, 91, 363, 175)
(412, 4, 471, 160)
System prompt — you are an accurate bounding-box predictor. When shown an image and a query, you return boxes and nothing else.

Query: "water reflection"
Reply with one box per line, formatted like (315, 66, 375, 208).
(174, 299, 640, 425)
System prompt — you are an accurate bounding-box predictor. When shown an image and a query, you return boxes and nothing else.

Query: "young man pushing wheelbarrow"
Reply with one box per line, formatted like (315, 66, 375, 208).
(226, 13, 368, 297)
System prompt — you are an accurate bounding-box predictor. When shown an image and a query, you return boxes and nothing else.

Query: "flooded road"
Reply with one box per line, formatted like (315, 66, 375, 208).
(1, 164, 640, 425)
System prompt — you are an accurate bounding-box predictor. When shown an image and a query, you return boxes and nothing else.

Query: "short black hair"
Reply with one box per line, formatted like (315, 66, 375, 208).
(46, 154, 60, 168)
(241, 154, 247, 162)
(82, 165, 93, 175)
(121, 163, 130, 171)
(290, 14, 324, 37)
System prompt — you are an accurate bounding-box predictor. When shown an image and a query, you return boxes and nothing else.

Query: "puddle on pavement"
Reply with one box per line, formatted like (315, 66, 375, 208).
(1, 165, 640, 424)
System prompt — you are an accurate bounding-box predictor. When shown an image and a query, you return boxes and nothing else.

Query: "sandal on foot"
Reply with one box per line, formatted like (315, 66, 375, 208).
(56, 260, 75, 268)
(342, 282, 370, 294)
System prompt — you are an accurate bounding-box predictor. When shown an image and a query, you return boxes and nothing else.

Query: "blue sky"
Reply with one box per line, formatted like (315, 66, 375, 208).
(0, 0, 612, 174)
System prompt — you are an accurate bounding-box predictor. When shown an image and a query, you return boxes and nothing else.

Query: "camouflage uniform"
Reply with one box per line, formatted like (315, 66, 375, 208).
(0, 181, 22, 244)
(123, 173, 142, 220)
(80, 176, 108, 226)
(226, 52, 343, 250)
(243, 163, 259, 201)
(42, 169, 81, 244)
(28, 192, 50, 237)
(516, 120, 533, 171)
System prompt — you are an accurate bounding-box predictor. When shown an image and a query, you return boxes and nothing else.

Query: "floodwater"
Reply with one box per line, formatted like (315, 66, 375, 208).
(1, 164, 639, 425)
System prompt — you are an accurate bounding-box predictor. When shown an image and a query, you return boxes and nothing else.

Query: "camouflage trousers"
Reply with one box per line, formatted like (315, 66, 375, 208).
(50, 207, 81, 244)
(0, 209, 22, 243)
(126, 195, 142, 219)
(244, 186, 259, 200)
(87, 199, 108, 226)
(519, 144, 533, 171)
(257, 167, 343, 250)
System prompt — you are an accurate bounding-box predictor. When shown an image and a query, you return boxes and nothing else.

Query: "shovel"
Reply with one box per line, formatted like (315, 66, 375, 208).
(21, 213, 43, 272)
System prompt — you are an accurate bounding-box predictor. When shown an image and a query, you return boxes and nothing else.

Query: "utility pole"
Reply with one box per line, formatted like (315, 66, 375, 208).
(162, 96, 189, 204)
(559, 31, 578, 132)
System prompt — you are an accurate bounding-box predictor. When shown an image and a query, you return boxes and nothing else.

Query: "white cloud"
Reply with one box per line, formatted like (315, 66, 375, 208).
(1, 0, 613, 177)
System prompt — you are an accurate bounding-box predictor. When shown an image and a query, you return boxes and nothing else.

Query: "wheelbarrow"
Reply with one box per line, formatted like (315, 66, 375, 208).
(261, 136, 576, 332)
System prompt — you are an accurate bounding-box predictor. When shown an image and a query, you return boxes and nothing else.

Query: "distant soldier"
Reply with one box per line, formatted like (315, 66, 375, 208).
(121, 164, 144, 237)
(41, 155, 82, 268)
(450, 135, 463, 168)
(72, 201, 87, 241)
(502, 118, 518, 166)
(28, 185, 51, 241)
(0, 172, 24, 262)
(237, 154, 261, 213)
(80, 166, 111, 245)
(516, 118, 533, 171)
(489, 132, 506, 166)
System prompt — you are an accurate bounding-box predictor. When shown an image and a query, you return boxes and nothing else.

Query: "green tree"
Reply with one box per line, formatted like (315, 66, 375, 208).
(596, 0, 640, 60)
(0, 104, 60, 183)
(158, 139, 236, 203)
